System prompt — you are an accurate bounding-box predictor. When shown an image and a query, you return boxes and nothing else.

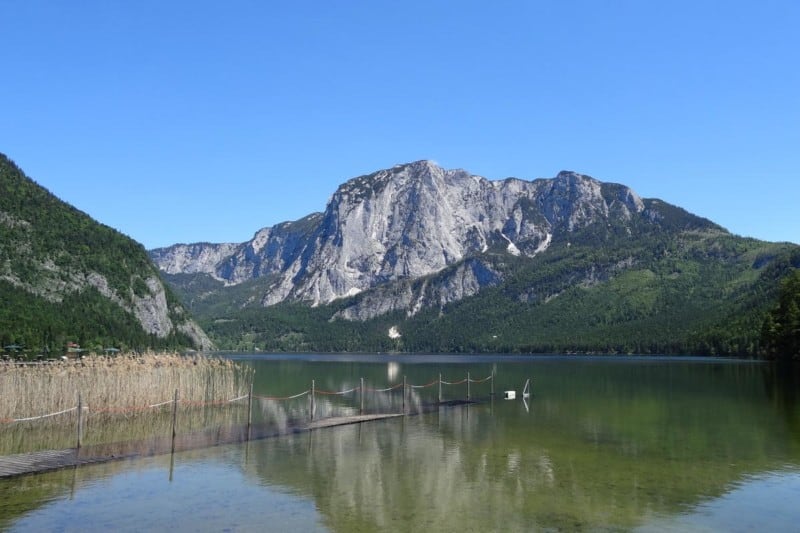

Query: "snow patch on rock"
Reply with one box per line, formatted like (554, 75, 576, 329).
(534, 233, 552, 255)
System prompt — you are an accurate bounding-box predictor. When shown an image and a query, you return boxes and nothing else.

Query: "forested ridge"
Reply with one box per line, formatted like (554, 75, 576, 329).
(0, 154, 194, 355)
(762, 269, 800, 361)
(183, 215, 800, 357)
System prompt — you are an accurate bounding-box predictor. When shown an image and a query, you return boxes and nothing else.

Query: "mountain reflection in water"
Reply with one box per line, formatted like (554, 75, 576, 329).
(1, 356, 798, 532)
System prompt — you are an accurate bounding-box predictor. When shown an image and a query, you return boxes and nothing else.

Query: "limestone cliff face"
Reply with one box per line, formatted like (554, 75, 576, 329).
(332, 258, 504, 321)
(150, 214, 321, 285)
(86, 270, 213, 350)
(149, 242, 240, 278)
(151, 161, 646, 319)
(0, 250, 214, 350)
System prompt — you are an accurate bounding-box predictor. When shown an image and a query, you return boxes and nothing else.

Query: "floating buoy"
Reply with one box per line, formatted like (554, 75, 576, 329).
(503, 390, 516, 400)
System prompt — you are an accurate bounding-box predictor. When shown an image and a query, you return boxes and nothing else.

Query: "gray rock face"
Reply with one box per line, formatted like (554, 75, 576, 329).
(333, 258, 504, 321)
(150, 213, 322, 285)
(151, 161, 645, 319)
(2, 260, 212, 348)
(149, 242, 240, 277)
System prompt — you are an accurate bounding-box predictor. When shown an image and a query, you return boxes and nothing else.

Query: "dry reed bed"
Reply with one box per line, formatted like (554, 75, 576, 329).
(0, 402, 249, 456)
(0, 353, 253, 421)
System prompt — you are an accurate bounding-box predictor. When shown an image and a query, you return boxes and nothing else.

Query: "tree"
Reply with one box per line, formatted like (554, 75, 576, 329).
(762, 269, 800, 361)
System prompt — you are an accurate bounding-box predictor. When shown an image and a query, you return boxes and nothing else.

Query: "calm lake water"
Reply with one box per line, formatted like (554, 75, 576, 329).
(1, 355, 799, 532)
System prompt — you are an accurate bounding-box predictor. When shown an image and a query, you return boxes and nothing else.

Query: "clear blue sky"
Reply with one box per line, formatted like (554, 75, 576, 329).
(2, 1, 798, 248)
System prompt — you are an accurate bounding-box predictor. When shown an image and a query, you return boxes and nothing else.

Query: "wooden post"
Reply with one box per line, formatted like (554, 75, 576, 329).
(402, 375, 407, 413)
(171, 389, 179, 441)
(360, 377, 365, 414)
(467, 371, 471, 401)
(438, 373, 442, 403)
(76, 392, 83, 449)
(246, 381, 254, 440)
(311, 379, 315, 421)
(169, 448, 175, 483)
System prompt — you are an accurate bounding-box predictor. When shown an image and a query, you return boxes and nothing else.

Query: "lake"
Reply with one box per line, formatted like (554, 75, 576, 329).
(1, 355, 799, 531)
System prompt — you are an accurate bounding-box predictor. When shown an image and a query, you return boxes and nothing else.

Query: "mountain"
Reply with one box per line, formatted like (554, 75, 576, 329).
(0, 154, 212, 353)
(152, 161, 663, 309)
(151, 160, 800, 355)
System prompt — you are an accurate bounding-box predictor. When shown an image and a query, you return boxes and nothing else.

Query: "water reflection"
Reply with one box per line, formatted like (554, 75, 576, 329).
(246, 406, 637, 530)
(638, 470, 800, 532)
(1, 452, 328, 532)
(387, 361, 400, 382)
(239, 358, 800, 531)
(2, 357, 800, 531)
(762, 362, 800, 440)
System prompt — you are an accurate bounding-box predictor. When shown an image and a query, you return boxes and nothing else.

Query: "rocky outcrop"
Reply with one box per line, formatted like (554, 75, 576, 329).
(91, 271, 213, 350)
(5, 261, 211, 348)
(150, 242, 240, 277)
(149, 213, 322, 285)
(333, 258, 504, 321)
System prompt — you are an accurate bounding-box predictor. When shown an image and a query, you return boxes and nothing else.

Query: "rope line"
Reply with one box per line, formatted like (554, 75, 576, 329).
(5, 406, 78, 423)
(441, 378, 468, 386)
(91, 406, 156, 414)
(91, 395, 248, 414)
(253, 390, 309, 401)
(366, 383, 404, 393)
(468, 374, 493, 383)
(316, 386, 358, 396)
(410, 379, 439, 389)
(182, 399, 239, 407)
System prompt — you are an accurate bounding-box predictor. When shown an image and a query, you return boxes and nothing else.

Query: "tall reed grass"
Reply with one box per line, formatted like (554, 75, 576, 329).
(0, 402, 249, 455)
(0, 352, 253, 421)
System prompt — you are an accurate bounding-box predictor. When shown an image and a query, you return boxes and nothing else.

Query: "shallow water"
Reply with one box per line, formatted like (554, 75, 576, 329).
(1, 355, 799, 531)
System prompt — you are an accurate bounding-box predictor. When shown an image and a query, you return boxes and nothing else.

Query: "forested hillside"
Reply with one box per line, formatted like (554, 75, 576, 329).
(762, 269, 800, 361)
(192, 219, 800, 356)
(0, 154, 210, 355)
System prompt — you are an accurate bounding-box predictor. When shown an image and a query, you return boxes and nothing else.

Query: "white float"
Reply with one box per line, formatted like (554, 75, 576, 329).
(503, 379, 532, 401)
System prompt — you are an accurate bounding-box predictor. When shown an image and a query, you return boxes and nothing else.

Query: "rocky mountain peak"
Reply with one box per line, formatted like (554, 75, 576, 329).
(401, 159, 441, 173)
(555, 169, 586, 178)
(336, 160, 446, 199)
(550, 170, 599, 192)
(152, 162, 674, 315)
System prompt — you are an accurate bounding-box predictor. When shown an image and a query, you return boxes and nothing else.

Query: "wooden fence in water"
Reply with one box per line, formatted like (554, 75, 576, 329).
(0, 371, 499, 478)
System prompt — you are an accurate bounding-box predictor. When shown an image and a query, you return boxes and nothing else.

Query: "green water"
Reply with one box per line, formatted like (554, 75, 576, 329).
(1, 355, 799, 531)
